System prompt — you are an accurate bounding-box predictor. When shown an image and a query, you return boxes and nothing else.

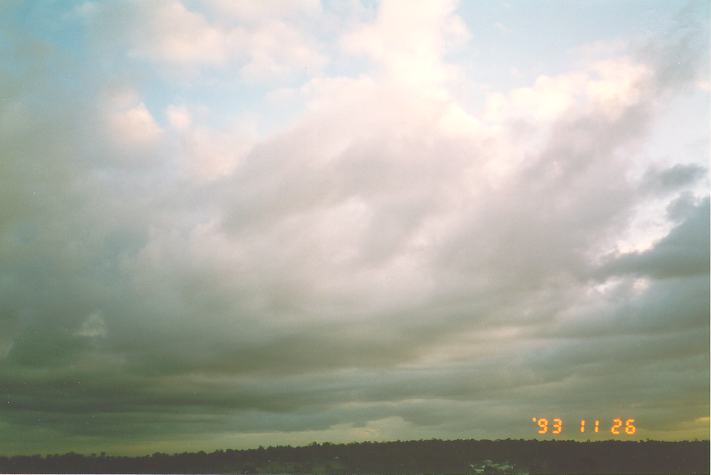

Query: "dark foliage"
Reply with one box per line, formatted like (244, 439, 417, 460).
(0, 439, 708, 474)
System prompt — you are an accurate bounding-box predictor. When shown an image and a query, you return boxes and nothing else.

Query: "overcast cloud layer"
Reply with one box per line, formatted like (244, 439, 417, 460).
(0, 0, 709, 455)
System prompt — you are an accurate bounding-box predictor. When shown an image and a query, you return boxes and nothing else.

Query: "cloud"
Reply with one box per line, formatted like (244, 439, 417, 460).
(203, 0, 321, 23)
(76, 312, 109, 339)
(165, 105, 192, 130)
(342, 0, 470, 89)
(130, 1, 230, 65)
(640, 163, 706, 195)
(0, 0, 708, 455)
(81, 0, 326, 79)
(105, 90, 163, 147)
(598, 198, 709, 280)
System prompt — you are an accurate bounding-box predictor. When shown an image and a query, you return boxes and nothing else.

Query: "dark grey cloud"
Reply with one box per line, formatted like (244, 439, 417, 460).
(598, 198, 709, 279)
(641, 164, 706, 195)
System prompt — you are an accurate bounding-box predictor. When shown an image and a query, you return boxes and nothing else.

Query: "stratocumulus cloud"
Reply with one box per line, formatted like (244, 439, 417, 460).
(0, 0, 708, 455)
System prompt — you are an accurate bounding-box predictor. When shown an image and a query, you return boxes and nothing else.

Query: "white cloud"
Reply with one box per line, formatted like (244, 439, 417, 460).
(493, 21, 511, 34)
(203, 0, 321, 23)
(586, 58, 653, 118)
(129, 0, 230, 65)
(182, 123, 256, 181)
(234, 19, 326, 80)
(83, 0, 326, 79)
(106, 89, 162, 147)
(165, 105, 192, 130)
(341, 0, 470, 90)
(483, 57, 652, 125)
(695, 79, 711, 92)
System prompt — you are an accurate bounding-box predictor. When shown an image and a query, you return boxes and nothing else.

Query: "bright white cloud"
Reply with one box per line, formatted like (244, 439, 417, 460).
(342, 0, 469, 90)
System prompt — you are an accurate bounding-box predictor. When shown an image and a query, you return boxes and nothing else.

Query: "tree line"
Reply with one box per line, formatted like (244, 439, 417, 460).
(0, 438, 708, 474)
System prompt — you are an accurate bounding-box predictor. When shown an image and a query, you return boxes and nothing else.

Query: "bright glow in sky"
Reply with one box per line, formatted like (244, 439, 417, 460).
(0, 0, 709, 455)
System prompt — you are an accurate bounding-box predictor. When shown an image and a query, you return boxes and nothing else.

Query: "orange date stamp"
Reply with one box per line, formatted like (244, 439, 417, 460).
(531, 417, 637, 435)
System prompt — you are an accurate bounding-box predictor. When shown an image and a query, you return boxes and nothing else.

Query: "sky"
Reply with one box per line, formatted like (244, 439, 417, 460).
(0, 0, 709, 456)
